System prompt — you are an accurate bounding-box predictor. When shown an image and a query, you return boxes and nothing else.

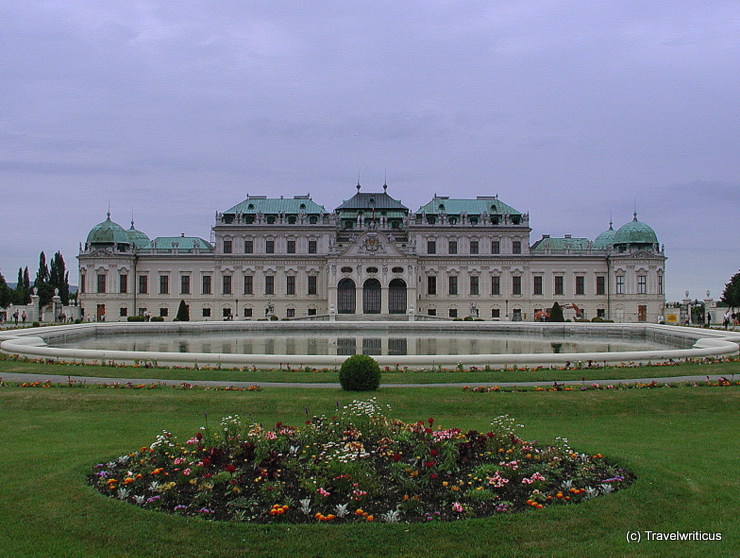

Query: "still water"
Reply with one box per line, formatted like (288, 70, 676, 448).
(59, 330, 672, 356)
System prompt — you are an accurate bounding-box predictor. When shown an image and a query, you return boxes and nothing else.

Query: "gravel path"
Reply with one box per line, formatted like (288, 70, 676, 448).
(0, 371, 735, 389)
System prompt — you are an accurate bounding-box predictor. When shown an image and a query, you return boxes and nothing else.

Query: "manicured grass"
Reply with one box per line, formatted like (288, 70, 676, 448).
(1, 356, 738, 384)
(0, 385, 737, 557)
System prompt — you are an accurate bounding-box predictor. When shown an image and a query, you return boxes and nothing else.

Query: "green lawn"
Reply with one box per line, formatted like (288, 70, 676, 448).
(2, 356, 738, 384)
(0, 384, 737, 557)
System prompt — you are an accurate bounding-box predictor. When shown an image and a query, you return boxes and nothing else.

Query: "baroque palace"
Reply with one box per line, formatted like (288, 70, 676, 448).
(78, 184, 666, 323)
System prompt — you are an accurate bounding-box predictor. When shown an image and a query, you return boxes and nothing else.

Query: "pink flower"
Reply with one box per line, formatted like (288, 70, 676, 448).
(452, 502, 464, 513)
(317, 487, 330, 497)
(183, 468, 192, 476)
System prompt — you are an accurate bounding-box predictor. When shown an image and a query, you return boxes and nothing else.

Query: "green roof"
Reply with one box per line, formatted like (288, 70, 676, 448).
(416, 196, 521, 216)
(127, 223, 150, 249)
(339, 210, 407, 219)
(613, 215, 658, 245)
(592, 223, 616, 249)
(531, 236, 592, 252)
(86, 215, 130, 246)
(225, 196, 326, 215)
(336, 190, 408, 212)
(149, 236, 214, 252)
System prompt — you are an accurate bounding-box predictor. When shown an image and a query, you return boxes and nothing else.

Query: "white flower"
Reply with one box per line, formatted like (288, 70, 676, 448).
(381, 510, 401, 523)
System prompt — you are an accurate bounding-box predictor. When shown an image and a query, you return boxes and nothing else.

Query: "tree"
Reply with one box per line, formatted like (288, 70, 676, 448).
(14, 267, 30, 305)
(0, 270, 11, 308)
(49, 252, 70, 305)
(721, 270, 740, 309)
(34, 251, 54, 308)
(175, 300, 190, 321)
(548, 301, 565, 322)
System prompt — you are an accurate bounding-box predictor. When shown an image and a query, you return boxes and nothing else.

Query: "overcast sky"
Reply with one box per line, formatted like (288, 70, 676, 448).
(1, 1, 738, 302)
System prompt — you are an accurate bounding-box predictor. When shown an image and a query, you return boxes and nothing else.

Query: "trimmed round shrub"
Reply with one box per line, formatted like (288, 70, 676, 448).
(339, 354, 381, 391)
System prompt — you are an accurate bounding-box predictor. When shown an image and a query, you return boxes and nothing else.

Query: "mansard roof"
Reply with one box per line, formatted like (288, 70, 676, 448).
(531, 235, 592, 252)
(225, 195, 326, 215)
(148, 236, 214, 252)
(335, 189, 408, 212)
(416, 195, 521, 216)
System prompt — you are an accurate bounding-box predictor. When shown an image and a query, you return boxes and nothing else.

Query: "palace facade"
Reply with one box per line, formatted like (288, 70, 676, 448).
(78, 185, 666, 323)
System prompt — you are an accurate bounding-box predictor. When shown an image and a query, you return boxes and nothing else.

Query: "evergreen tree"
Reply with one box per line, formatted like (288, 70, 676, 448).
(34, 251, 54, 308)
(721, 270, 740, 309)
(14, 267, 30, 304)
(175, 300, 190, 321)
(0, 270, 11, 308)
(49, 252, 70, 305)
(548, 301, 565, 322)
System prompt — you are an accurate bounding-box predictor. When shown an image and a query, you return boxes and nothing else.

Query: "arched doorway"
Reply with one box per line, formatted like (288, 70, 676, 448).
(363, 278, 381, 314)
(389, 278, 407, 314)
(338, 278, 356, 314)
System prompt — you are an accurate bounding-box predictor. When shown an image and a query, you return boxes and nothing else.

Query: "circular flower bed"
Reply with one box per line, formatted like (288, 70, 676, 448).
(89, 399, 633, 522)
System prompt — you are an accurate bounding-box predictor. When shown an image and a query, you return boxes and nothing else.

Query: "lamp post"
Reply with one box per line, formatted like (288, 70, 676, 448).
(505, 299, 509, 319)
(235, 299, 239, 320)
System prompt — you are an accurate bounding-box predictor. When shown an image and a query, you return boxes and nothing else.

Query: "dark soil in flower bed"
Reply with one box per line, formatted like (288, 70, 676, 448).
(89, 399, 633, 523)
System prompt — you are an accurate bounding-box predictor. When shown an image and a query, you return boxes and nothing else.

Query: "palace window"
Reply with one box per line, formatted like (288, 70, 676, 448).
(159, 275, 169, 295)
(533, 276, 543, 295)
(287, 240, 296, 254)
(244, 275, 253, 295)
(491, 240, 500, 254)
(449, 308, 458, 318)
(427, 276, 436, 295)
(575, 276, 585, 296)
(427, 240, 436, 254)
(596, 276, 606, 295)
(554, 276, 564, 296)
(286, 275, 296, 295)
(180, 275, 190, 295)
(308, 240, 317, 254)
(244, 240, 254, 254)
(449, 276, 458, 296)
(222, 275, 232, 295)
(97, 273, 106, 294)
(308, 275, 317, 295)
(265, 240, 275, 254)
(448, 240, 457, 254)
(202, 308, 211, 317)
(491, 275, 501, 296)
(202, 275, 211, 295)
(265, 275, 275, 295)
(470, 276, 479, 296)
(616, 275, 625, 294)
(138, 275, 148, 294)
(470, 240, 479, 254)
(637, 275, 647, 294)
(119, 273, 128, 294)
(512, 240, 522, 254)
(512, 276, 522, 295)
(223, 240, 232, 254)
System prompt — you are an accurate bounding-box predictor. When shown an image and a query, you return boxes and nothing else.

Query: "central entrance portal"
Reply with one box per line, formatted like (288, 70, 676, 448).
(363, 278, 381, 314)
(389, 278, 407, 314)
(337, 278, 356, 314)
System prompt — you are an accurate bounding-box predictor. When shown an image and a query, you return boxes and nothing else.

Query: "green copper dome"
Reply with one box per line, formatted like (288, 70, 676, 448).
(593, 222, 616, 249)
(86, 214, 130, 246)
(127, 221, 150, 249)
(613, 214, 658, 246)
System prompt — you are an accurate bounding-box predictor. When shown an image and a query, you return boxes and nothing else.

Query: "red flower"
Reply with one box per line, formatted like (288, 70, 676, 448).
(424, 460, 436, 468)
(430, 449, 439, 457)
(392, 453, 402, 462)
(428, 418, 434, 425)
(224, 465, 236, 473)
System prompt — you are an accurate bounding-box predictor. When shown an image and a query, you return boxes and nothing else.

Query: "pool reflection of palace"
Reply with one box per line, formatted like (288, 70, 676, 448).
(78, 184, 666, 323)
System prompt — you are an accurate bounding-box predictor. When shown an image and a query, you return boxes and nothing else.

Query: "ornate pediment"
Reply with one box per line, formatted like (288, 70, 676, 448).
(336, 232, 407, 258)
(87, 249, 115, 258)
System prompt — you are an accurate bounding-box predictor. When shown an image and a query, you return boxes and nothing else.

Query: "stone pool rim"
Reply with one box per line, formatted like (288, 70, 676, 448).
(2, 321, 739, 370)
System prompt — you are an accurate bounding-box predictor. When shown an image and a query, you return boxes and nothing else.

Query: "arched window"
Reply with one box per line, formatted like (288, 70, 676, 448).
(363, 278, 381, 314)
(389, 278, 407, 314)
(337, 278, 356, 314)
